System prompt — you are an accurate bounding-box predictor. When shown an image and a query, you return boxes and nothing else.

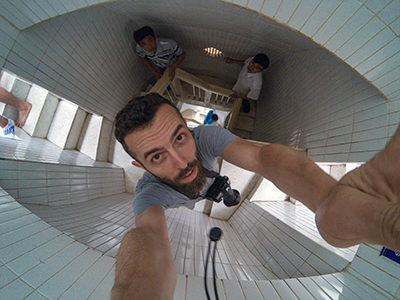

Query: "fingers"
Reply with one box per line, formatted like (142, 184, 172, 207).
(316, 184, 400, 250)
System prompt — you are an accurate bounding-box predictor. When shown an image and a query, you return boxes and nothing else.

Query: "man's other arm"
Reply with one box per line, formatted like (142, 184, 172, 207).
(221, 136, 400, 250)
(140, 57, 163, 80)
(166, 50, 185, 80)
(112, 205, 176, 300)
(224, 57, 245, 66)
(222, 138, 336, 213)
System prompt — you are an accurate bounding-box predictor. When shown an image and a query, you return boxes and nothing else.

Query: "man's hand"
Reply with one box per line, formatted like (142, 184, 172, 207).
(230, 91, 246, 99)
(112, 206, 177, 299)
(316, 125, 400, 250)
(165, 66, 176, 81)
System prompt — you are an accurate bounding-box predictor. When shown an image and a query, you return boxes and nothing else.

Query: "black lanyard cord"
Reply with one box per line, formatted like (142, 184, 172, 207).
(204, 227, 222, 300)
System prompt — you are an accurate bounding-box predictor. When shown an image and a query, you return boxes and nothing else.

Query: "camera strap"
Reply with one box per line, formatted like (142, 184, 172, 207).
(203, 168, 219, 179)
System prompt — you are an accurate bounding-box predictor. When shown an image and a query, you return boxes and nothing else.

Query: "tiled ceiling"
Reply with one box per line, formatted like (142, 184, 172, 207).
(103, 0, 319, 85)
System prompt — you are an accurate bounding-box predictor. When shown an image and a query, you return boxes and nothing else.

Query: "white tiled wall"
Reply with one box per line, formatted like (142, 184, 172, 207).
(0, 0, 111, 30)
(1, 5, 146, 120)
(0, 187, 116, 300)
(253, 48, 398, 162)
(2, 0, 398, 163)
(0, 159, 125, 205)
(229, 200, 356, 279)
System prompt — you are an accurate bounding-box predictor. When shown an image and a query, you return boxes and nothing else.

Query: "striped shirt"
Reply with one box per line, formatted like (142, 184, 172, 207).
(136, 38, 183, 69)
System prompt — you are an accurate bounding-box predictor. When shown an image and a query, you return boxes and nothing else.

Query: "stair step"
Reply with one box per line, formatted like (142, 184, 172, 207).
(77, 114, 112, 161)
(32, 93, 59, 137)
(97, 118, 113, 162)
(65, 107, 87, 149)
(47, 100, 81, 149)
(23, 85, 60, 137)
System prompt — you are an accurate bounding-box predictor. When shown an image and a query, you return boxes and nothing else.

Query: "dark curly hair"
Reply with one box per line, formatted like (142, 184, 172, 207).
(115, 93, 182, 159)
(134, 26, 155, 44)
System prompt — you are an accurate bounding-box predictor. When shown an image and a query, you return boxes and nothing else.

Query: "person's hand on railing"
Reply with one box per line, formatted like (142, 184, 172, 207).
(166, 66, 177, 81)
(230, 91, 246, 99)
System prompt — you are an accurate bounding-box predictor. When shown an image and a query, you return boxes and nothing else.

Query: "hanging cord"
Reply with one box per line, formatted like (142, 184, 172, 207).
(212, 241, 219, 300)
(204, 241, 212, 300)
(204, 227, 222, 300)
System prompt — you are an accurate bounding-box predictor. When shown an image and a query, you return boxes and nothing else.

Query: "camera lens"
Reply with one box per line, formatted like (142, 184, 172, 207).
(223, 189, 240, 207)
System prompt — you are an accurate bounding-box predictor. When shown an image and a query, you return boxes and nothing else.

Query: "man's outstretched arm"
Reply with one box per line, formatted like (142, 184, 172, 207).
(222, 138, 336, 213)
(112, 205, 177, 300)
(222, 130, 400, 251)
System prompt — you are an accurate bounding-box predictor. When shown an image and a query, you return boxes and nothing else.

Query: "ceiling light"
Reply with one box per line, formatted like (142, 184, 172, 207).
(203, 47, 223, 57)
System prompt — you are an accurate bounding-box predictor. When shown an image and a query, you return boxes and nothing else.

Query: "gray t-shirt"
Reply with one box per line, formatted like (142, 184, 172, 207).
(133, 125, 237, 218)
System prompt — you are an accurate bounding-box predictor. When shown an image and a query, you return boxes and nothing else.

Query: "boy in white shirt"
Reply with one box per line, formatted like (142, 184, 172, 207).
(225, 53, 269, 113)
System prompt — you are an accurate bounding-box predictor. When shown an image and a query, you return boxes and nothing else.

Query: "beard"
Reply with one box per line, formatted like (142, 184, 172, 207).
(158, 155, 207, 199)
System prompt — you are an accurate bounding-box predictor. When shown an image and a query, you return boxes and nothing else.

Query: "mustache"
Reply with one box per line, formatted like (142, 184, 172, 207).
(175, 160, 198, 180)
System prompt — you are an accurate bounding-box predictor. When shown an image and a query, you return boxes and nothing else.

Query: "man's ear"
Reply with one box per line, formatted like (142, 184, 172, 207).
(131, 160, 144, 169)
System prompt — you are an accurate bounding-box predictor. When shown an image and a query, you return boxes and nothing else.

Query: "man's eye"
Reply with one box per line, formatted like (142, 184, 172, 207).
(177, 134, 184, 142)
(152, 154, 161, 161)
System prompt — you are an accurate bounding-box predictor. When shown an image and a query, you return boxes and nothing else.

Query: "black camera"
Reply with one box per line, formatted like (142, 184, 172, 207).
(205, 175, 240, 207)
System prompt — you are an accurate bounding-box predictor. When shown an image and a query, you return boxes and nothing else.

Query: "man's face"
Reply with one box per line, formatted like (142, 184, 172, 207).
(125, 104, 207, 198)
(247, 60, 263, 73)
(139, 35, 157, 53)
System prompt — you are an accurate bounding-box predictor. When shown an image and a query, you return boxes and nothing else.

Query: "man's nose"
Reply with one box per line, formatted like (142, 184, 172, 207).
(170, 151, 188, 169)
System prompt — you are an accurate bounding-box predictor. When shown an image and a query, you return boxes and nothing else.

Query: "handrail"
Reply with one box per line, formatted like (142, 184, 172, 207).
(175, 68, 233, 97)
(147, 68, 242, 131)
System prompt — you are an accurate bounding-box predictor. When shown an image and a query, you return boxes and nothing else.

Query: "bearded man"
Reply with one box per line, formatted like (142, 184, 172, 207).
(112, 93, 400, 300)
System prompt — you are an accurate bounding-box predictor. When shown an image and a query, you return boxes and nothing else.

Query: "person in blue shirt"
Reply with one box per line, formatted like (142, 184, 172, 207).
(203, 110, 218, 125)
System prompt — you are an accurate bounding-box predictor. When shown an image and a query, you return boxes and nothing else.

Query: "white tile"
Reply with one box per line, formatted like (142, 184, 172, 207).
(298, 277, 331, 300)
(0, 265, 17, 289)
(0, 220, 49, 248)
(0, 278, 33, 300)
(261, 0, 281, 18)
(314, 0, 362, 45)
(311, 275, 343, 299)
(378, 0, 400, 25)
(285, 278, 315, 299)
(364, 0, 391, 14)
(321, 274, 363, 300)
(275, 0, 300, 24)
(86, 265, 115, 300)
(24, 291, 49, 300)
(332, 272, 385, 300)
(301, 0, 342, 37)
(335, 17, 386, 60)
(0, 227, 60, 264)
(247, 0, 265, 12)
(324, 6, 374, 52)
(7, 234, 73, 275)
(239, 280, 264, 299)
(270, 280, 298, 299)
(349, 256, 399, 296)
(174, 274, 187, 300)
(38, 249, 102, 299)
(21, 241, 88, 288)
(346, 27, 396, 67)
(222, 279, 246, 300)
